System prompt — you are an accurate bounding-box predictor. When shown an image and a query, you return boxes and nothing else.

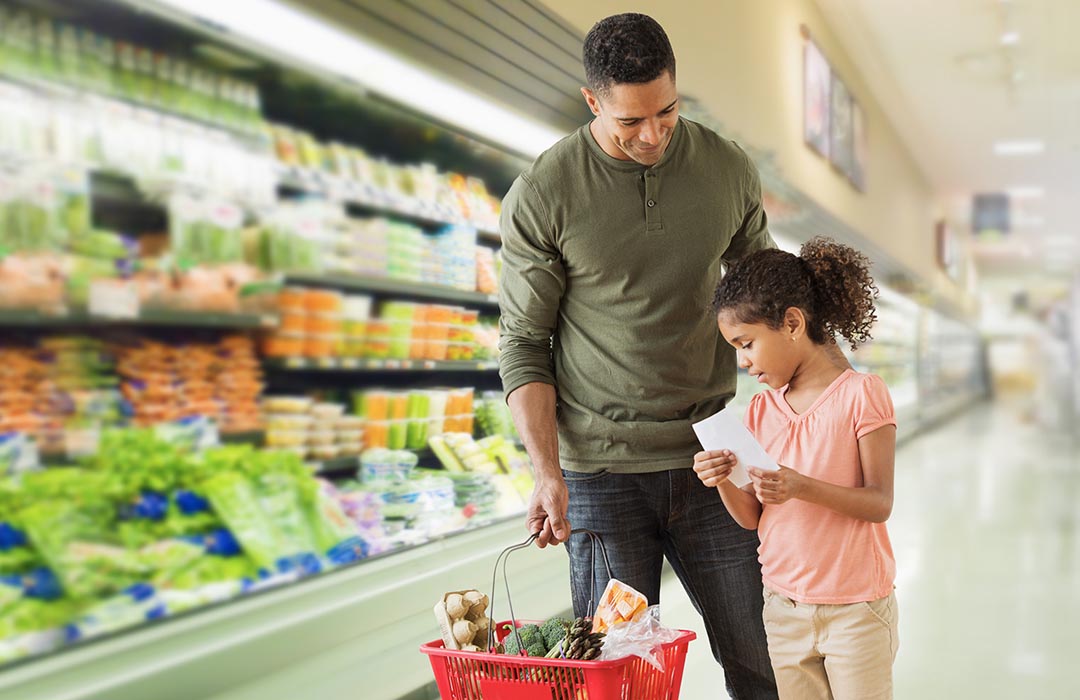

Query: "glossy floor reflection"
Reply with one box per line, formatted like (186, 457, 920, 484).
(663, 399, 1080, 699)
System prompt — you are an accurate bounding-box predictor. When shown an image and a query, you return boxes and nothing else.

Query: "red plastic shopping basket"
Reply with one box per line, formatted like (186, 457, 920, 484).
(420, 530, 697, 700)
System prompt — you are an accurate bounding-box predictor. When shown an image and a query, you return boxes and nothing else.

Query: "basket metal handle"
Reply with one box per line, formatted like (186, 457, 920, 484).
(486, 528, 613, 652)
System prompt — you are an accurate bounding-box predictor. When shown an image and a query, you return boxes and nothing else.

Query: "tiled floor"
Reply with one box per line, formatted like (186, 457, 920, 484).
(664, 399, 1080, 699)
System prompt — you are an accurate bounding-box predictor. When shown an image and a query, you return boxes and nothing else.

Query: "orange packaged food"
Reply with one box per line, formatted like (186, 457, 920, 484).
(387, 392, 409, 420)
(304, 289, 343, 314)
(306, 315, 343, 334)
(304, 335, 340, 358)
(280, 312, 308, 332)
(262, 333, 305, 358)
(279, 287, 307, 312)
(592, 579, 649, 634)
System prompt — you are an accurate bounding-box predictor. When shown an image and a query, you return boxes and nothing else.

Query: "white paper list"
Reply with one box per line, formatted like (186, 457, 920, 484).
(692, 408, 780, 488)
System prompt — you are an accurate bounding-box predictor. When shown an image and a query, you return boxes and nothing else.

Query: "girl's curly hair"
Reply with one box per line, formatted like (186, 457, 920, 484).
(712, 237, 878, 349)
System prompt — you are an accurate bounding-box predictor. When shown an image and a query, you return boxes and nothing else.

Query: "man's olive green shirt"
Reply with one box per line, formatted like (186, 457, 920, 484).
(498, 117, 774, 473)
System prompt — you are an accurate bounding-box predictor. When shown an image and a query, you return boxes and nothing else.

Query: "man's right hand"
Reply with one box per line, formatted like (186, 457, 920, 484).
(526, 476, 570, 548)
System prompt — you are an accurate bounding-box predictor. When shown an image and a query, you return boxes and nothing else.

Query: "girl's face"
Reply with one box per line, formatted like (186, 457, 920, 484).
(717, 311, 800, 390)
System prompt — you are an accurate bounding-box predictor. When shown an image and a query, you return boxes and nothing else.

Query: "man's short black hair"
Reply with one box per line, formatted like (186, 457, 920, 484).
(583, 13, 676, 97)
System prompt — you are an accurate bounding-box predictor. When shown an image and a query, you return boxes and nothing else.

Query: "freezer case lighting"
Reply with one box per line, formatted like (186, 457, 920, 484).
(144, 0, 565, 158)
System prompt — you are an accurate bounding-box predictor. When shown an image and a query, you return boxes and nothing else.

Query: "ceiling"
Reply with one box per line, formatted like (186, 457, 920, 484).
(815, 0, 1080, 280)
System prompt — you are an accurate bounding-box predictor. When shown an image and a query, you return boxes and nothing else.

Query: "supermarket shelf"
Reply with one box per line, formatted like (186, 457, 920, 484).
(281, 272, 499, 308)
(277, 170, 501, 243)
(0, 308, 277, 329)
(264, 357, 499, 372)
(311, 455, 360, 476)
(219, 430, 267, 446)
(314, 448, 442, 477)
(0, 75, 268, 149)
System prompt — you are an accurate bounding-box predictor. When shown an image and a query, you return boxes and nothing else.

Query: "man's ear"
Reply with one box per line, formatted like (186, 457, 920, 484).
(581, 86, 601, 117)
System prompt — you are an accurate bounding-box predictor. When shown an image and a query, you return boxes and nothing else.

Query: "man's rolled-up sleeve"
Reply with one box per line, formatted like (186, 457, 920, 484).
(497, 173, 565, 398)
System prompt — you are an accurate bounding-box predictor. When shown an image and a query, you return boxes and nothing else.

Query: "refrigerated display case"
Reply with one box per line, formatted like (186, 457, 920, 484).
(848, 286, 921, 441)
(917, 310, 988, 426)
(0, 1, 572, 697)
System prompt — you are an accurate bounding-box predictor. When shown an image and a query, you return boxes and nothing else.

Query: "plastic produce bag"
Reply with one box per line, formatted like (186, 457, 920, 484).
(65, 583, 166, 642)
(254, 472, 317, 559)
(201, 472, 280, 569)
(592, 578, 648, 633)
(598, 605, 682, 672)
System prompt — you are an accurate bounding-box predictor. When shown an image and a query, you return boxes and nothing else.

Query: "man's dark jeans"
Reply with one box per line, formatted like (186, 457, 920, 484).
(564, 467, 778, 700)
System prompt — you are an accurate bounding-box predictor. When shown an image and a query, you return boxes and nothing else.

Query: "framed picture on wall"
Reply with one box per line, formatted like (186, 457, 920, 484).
(829, 74, 854, 180)
(851, 99, 868, 191)
(803, 39, 831, 158)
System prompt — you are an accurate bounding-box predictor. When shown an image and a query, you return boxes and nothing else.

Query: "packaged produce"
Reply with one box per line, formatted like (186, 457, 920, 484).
(138, 539, 205, 585)
(201, 472, 280, 570)
(429, 433, 500, 474)
(263, 396, 314, 414)
(65, 583, 165, 642)
(266, 414, 314, 432)
(359, 449, 417, 484)
(311, 402, 346, 420)
(254, 473, 317, 561)
(261, 332, 305, 358)
(591, 579, 649, 634)
(307, 444, 336, 460)
(301, 480, 365, 562)
(597, 605, 682, 671)
(168, 194, 244, 266)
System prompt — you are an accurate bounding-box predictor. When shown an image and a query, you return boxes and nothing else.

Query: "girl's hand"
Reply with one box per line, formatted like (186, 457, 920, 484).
(693, 450, 737, 488)
(749, 465, 804, 505)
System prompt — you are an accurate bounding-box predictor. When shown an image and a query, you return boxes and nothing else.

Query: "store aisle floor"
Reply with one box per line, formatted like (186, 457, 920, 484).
(662, 399, 1080, 699)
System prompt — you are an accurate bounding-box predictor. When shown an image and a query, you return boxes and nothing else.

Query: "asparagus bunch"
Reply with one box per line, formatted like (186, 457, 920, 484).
(544, 616, 605, 661)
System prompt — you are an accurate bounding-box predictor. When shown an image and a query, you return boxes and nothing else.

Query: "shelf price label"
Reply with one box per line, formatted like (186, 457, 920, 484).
(88, 280, 139, 319)
(285, 357, 307, 369)
(315, 358, 337, 369)
(340, 358, 360, 369)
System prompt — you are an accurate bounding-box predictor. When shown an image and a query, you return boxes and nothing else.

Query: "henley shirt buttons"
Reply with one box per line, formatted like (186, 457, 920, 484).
(647, 199, 656, 207)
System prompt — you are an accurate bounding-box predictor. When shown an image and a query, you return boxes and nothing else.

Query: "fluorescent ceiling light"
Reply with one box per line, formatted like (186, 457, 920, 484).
(994, 140, 1045, 156)
(1008, 186, 1045, 199)
(1044, 259, 1075, 271)
(1001, 31, 1021, 46)
(147, 0, 565, 157)
(1014, 214, 1046, 227)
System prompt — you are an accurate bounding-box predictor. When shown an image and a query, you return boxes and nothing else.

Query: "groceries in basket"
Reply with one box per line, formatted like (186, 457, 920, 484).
(419, 530, 698, 700)
(598, 604, 683, 672)
(433, 589, 491, 652)
(590, 578, 648, 634)
(496, 616, 604, 660)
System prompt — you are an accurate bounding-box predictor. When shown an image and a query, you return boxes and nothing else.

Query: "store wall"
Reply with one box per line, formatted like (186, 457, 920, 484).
(539, 0, 971, 311)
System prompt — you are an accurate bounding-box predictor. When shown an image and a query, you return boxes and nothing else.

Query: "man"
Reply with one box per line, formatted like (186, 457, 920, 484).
(498, 13, 778, 699)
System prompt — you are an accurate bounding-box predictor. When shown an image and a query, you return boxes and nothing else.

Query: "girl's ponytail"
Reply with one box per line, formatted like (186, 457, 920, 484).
(799, 236, 877, 349)
(712, 236, 878, 349)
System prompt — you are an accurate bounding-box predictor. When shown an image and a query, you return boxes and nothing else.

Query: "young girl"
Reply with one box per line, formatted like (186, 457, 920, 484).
(694, 237, 899, 700)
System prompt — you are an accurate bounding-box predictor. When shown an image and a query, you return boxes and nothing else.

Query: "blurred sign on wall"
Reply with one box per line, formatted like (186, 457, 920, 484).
(972, 193, 1010, 239)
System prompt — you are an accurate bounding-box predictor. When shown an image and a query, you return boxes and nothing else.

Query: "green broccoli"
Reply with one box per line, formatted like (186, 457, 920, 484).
(502, 623, 547, 657)
(540, 616, 573, 651)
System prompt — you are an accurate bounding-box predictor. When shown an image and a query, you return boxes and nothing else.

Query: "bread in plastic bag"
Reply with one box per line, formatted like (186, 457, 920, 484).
(597, 605, 682, 672)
